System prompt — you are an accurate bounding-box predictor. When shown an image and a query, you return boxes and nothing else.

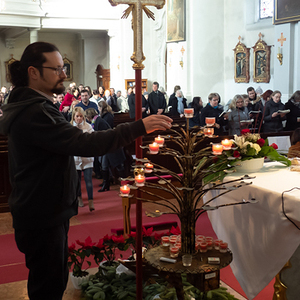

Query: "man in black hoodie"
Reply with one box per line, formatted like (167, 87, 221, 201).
(0, 42, 172, 300)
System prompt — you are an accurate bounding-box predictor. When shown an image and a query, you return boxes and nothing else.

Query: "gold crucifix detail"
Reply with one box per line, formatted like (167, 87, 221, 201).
(109, 0, 165, 70)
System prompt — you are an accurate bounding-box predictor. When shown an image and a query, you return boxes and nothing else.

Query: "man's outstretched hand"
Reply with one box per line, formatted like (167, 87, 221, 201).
(142, 115, 173, 133)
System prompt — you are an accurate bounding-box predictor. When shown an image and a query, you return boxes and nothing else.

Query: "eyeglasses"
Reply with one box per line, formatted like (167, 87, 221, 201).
(35, 66, 67, 76)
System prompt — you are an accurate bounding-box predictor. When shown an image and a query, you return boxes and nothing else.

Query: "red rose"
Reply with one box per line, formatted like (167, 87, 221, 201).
(257, 138, 265, 147)
(241, 129, 250, 135)
(270, 143, 278, 150)
(233, 150, 241, 158)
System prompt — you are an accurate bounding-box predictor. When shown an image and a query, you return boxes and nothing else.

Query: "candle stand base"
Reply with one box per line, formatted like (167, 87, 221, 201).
(121, 245, 232, 300)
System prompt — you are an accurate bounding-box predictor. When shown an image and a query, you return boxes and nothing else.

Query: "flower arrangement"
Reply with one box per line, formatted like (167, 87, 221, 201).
(68, 236, 94, 277)
(225, 129, 291, 166)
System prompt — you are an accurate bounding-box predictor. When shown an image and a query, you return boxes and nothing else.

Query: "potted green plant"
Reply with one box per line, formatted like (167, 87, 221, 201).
(68, 236, 95, 289)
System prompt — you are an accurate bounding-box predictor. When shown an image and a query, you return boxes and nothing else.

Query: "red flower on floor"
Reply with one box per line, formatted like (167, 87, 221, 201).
(270, 143, 278, 149)
(170, 225, 181, 235)
(112, 235, 125, 244)
(142, 226, 154, 237)
(76, 236, 95, 249)
(257, 138, 265, 147)
(233, 150, 241, 158)
(241, 129, 250, 135)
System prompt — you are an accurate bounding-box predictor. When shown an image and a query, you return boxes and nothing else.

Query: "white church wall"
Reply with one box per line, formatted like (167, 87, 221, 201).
(223, 0, 275, 104)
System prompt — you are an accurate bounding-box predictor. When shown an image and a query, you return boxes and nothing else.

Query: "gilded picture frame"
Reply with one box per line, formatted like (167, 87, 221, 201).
(274, 0, 300, 25)
(233, 41, 250, 83)
(167, 0, 185, 43)
(63, 56, 73, 81)
(5, 55, 16, 83)
(253, 37, 271, 83)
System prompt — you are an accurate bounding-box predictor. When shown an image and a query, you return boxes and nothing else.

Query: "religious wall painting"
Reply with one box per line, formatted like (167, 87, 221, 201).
(233, 37, 250, 83)
(63, 56, 73, 81)
(5, 55, 16, 83)
(167, 0, 185, 42)
(274, 0, 300, 25)
(253, 34, 271, 83)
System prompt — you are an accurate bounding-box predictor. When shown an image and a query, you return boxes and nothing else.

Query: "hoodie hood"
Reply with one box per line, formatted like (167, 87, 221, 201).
(0, 87, 55, 135)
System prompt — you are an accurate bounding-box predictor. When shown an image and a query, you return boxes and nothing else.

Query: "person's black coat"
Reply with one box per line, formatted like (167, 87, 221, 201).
(169, 97, 187, 116)
(200, 103, 225, 135)
(148, 90, 166, 114)
(188, 102, 202, 127)
(285, 100, 300, 131)
(263, 99, 286, 133)
(128, 93, 148, 119)
(102, 112, 114, 128)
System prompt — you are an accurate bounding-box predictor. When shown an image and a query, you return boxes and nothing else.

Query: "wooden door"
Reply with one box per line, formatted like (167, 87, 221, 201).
(95, 65, 110, 91)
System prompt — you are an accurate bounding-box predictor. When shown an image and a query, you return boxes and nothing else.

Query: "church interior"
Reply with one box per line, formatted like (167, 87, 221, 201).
(1, 0, 300, 299)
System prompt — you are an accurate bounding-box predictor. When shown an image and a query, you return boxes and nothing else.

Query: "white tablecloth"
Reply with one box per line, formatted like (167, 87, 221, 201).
(204, 162, 300, 300)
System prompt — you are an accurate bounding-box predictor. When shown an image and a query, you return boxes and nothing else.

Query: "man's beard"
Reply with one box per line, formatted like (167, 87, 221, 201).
(51, 81, 65, 94)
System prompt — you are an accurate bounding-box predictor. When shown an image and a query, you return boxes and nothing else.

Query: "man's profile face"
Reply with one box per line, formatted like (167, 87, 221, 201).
(37, 51, 66, 96)
(248, 90, 256, 100)
(152, 84, 158, 92)
(81, 92, 89, 104)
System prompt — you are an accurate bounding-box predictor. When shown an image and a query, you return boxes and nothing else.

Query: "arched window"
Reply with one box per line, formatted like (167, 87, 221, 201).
(260, 0, 273, 19)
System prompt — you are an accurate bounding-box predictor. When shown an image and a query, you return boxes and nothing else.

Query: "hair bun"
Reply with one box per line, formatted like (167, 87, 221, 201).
(9, 60, 27, 87)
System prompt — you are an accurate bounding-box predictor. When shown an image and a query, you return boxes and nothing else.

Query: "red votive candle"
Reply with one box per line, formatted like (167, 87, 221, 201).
(212, 144, 223, 155)
(221, 139, 233, 150)
(214, 239, 223, 250)
(161, 236, 170, 247)
(135, 174, 145, 187)
(170, 246, 179, 258)
(169, 237, 178, 245)
(144, 163, 153, 173)
(205, 117, 215, 127)
(120, 185, 130, 196)
(175, 242, 181, 249)
(184, 108, 194, 118)
(220, 242, 228, 253)
(206, 240, 213, 250)
(149, 142, 159, 154)
(203, 127, 214, 136)
(199, 242, 208, 253)
(155, 135, 164, 147)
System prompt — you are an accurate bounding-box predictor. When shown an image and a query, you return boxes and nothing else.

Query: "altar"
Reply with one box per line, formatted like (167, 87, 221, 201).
(204, 162, 300, 299)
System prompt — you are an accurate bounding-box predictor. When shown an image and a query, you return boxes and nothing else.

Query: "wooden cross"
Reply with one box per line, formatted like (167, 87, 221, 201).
(109, 0, 165, 70)
(278, 32, 286, 47)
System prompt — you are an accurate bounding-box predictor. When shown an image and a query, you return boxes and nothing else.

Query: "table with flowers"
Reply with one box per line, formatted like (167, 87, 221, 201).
(204, 161, 300, 300)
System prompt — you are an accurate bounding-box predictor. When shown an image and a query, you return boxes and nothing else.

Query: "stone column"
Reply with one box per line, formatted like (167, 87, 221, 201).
(29, 29, 39, 44)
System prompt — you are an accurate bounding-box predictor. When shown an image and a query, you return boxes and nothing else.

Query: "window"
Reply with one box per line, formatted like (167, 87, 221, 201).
(259, 0, 273, 19)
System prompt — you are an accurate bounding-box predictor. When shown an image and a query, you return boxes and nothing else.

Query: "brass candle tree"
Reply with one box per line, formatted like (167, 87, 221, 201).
(125, 119, 256, 255)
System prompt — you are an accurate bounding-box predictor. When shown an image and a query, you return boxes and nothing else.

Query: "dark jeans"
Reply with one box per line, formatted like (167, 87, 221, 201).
(15, 221, 70, 300)
(77, 168, 93, 200)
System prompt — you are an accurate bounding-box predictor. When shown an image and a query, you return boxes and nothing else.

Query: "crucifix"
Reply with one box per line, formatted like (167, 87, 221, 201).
(109, 0, 165, 70)
(109, 1, 166, 299)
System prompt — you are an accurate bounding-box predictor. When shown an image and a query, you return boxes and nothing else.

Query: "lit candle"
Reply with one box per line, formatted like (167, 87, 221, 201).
(175, 242, 181, 249)
(184, 108, 194, 118)
(161, 236, 170, 247)
(169, 236, 178, 245)
(170, 246, 179, 258)
(199, 242, 208, 253)
(149, 142, 159, 154)
(221, 139, 232, 150)
(212, 144, 223, 155)
(144, 162, 153, 173)
(205, 117, 216, 127)
(203, 127, 214, 136)
(214, 239, 223, 250)
(120, 185, 130, 196)
(135, 174, 145, 187)
(206, 240, 213, 250)
(154, 135, 164, 147)
(220, 242, 228, 253)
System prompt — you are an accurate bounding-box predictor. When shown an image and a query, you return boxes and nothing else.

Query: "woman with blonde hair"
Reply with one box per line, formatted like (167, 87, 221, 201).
(71, 107, 95, 211)
(226, 94, 250, 135)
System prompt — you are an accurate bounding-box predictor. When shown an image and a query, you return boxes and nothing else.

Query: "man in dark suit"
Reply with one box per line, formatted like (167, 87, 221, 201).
(148, 81, 166, 115)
